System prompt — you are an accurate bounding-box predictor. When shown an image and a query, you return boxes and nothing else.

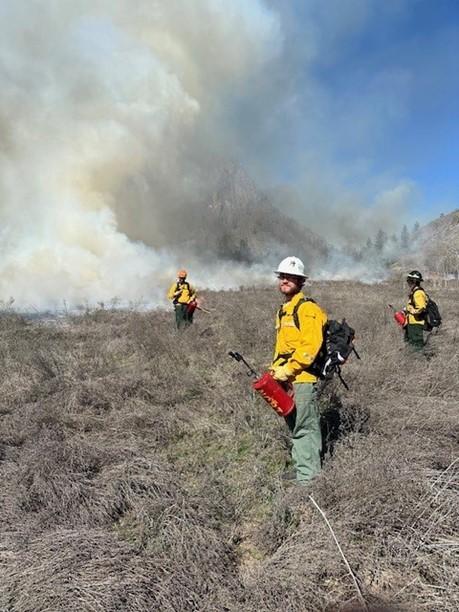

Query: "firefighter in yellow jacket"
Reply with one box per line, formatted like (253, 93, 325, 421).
(167, 269, 197, 329)
(270, 257, 327, 483)
(404, 270, 427, 349)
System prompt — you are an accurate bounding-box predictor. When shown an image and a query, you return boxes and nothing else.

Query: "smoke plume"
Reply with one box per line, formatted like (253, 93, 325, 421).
(0, 1, 280, 309)
(1, 1, 438, 310)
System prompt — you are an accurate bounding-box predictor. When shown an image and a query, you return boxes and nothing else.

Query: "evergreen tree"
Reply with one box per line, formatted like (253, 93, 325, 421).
(375, 229, 387, 252)
(400, 224, 409, 250)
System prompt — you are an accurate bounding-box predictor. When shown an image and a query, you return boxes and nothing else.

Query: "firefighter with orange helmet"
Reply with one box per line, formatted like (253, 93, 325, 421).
(270, 257, 327, 484)
(167, 269, 197, 329)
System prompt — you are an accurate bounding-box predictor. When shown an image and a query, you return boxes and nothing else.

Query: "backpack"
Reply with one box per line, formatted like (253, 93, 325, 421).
(424, 297, 442, 331)
(286, 298, 359, 389)
(176, 280, 190, 292)
(173, 281, 191, 303)
(411, 288, 442, 331)
(308, 319, 358, 388)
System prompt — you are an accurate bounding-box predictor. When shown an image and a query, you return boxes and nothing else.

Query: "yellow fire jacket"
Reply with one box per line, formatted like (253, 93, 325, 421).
(167, 281, 196, 305)
(272, 291, 327, 383)
(406, 287, 427, 325)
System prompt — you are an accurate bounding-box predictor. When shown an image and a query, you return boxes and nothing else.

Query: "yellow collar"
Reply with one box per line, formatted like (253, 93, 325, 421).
(280, 291, 305, 314)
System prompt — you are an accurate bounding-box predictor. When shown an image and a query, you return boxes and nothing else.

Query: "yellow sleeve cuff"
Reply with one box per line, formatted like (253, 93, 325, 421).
(272, 365, 294, 382)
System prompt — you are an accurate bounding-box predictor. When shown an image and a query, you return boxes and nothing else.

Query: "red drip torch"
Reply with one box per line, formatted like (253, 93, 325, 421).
(187, 300, 212, 314)
(186, 300, 198, 315)
(228, 351, 295, 417)
(388, 304, 407, 327)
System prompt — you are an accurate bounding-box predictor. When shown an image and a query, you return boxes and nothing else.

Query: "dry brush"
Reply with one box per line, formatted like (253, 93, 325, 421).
(0, 282, 457, 611)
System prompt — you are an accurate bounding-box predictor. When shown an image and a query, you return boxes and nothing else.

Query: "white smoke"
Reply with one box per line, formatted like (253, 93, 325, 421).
(270, 180, 417, 248)
(0, 0, 280, 309)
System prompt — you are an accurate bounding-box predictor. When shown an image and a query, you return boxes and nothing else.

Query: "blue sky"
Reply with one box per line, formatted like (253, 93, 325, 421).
(312, 0, 459, 218)
(227, 0, 459, 224)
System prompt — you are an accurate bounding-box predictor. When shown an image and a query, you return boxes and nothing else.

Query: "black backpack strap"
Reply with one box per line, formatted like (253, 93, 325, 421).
(276, 297, 314, 330)
(292, 297, 316, 329)
(174, 281, 190, 303)
(277, 305, 286, 323)
(274, 306, 292, 364)
(273, 297, 316, 364)
(292, 297, 305, 330)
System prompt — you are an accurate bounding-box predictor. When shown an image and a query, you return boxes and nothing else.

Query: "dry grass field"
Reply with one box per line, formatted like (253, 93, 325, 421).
(0, 281, 457, 611)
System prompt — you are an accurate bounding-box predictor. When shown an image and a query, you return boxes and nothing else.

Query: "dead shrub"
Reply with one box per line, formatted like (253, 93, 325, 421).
(0, 282, 457, 610)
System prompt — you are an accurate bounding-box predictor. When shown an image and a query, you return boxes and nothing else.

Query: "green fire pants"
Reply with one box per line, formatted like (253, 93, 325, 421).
(174, 304, 193, 329)
(404, 324, 425, 350)
(285, 383, 322, 482)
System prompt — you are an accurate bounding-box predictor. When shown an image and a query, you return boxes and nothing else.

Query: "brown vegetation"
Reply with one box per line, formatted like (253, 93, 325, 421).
(0, 282, 457, 611)
(398, 208, 459, 279)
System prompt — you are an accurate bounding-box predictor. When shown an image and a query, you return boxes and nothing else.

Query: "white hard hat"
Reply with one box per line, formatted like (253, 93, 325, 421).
(275, 256, 307, 278)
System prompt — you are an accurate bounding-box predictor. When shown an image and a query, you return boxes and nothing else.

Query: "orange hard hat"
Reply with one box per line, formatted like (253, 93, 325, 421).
(177, 269, 187, 278)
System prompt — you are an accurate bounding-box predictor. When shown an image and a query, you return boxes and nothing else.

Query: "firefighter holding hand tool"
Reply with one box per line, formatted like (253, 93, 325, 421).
(271, 257, 327, 484)
(167, 269, 197, 329)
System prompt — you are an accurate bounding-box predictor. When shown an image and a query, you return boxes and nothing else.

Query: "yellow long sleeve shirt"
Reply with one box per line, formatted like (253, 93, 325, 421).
(406, 287, 427, 325)
(272, 291, 327, 383)
(167, 280, 196, 304)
